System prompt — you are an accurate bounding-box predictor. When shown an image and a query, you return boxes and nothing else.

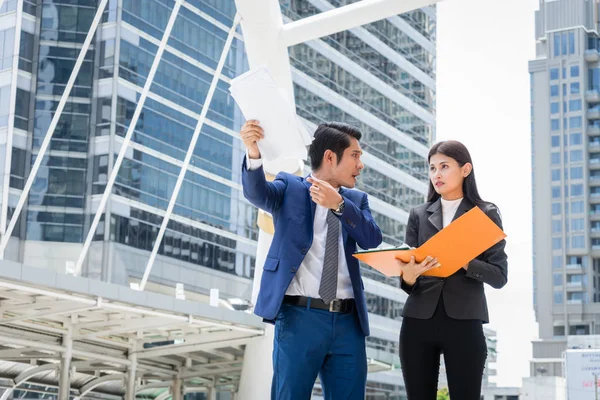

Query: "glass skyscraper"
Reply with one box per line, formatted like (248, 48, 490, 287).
(530, 0, 600, 379)
(0, 0, 436, 398)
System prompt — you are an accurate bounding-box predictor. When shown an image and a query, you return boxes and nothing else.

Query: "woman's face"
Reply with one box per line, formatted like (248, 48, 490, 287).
(429, 152, 472, 200)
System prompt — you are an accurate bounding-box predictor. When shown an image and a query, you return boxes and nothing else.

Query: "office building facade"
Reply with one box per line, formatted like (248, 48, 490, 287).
(0, 0, 436, 397)
(530, 0, 600, 376)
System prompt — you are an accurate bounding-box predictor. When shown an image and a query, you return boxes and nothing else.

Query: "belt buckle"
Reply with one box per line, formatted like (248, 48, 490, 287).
(329, 299, 342, 313)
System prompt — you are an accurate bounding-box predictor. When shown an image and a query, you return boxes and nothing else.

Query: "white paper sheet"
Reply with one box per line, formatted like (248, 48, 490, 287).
(229, 66, 313, 161)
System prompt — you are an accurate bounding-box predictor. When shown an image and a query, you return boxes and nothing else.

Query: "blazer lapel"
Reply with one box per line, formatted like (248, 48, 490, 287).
(427, 198, 443, 232)
(303, 175, 317, 222)
(451, 198, 474, 222)
(339, 187, 348, 244)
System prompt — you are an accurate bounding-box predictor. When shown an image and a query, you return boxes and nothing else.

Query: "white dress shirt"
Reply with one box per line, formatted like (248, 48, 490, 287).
(246, 152, 354, 299)
(441, 197, 463, 228)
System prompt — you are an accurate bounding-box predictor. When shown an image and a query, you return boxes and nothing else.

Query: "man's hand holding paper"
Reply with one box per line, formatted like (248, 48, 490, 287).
(240, 120, 264, 159)
(229, 66, 313, 161)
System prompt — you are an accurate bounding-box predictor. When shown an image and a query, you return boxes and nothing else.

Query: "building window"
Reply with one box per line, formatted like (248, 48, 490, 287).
(552, 220, 562, 234)
(552, 135, 560, 147)
(551, 84, 559, 97)
(0, 85, 9, 127)
(553, 255, 563, 269)
(569, 100, 582, 112)
(551, 152, 561, 164)
(572, 235, 586, 249)
(0, 28, 15, 70)
(571, 234, 585, 249)
(572, 201, 585, 213)
(571, 184, 584, 196)
(571, 166, 584, 179)
(552, 203, 562, 215)
(572, 218, 585, 231)
(551, 119, 560, 131)
(551, 102, 560, 114)
(570, 31, 576, 55)
(554, 291, 564, 304)
(550, 68, 559, 80)
(552, 186, 561, 198)
(553, 238, 562, 250)
(553, 256, 563, 269)
(571, 82, 580, 94)
(569, 324, 590, 334)
(570, 116, 582, 129)
(553, 272, 563, 286)
(552, 169, 561, 181)
(570, 132, 583, 145)
(562, 32, 568, 55)
(570, 150, 583, 161)
(554, 32, 561, 57)
(571, 65, 580, 78)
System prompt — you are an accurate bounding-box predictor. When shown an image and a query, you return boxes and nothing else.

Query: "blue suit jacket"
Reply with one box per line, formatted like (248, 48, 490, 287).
(242, 157, 382, 336)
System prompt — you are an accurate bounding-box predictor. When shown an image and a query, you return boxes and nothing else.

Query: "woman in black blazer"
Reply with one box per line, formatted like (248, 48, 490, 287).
(397, 140, 508, 400)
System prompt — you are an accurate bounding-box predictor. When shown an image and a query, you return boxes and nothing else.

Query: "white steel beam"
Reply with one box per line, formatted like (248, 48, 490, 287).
(58, 328, 73, 400)
(0, 299, 69, 313)
(233, 1, 302, 397)
(0, 363, 59, 400)
(139, 14, 241, 291)
(181, 366, 242, 379)
(155, 391, 171, 400)
(0, 279, 263, 336)
(74, 0, 184, 275)
(137, 337, 255, 360)
(0, 0, 110, 258)
(199, 348, 236, 361)
(172, 374, 183, 400)
(0, 0, 23, 249)
(125, 343, 137, 400)
(74, 374, 125, 400)
(75, 318, 177, 339)
(0, 305, 93, 325)
(280, 0, 443, 47)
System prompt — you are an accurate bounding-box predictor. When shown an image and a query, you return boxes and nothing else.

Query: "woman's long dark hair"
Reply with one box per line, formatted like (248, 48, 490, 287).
(427, 140, 486, 207)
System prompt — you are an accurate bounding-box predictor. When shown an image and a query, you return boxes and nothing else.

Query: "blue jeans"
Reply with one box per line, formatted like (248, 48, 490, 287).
(271, 302, 367, 400)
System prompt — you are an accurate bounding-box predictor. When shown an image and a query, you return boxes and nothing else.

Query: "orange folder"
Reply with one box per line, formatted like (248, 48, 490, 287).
(353, 206, 506, 278)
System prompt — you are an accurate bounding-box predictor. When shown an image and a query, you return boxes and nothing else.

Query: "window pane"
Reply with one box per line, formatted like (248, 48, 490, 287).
(571, 65, 580, 77)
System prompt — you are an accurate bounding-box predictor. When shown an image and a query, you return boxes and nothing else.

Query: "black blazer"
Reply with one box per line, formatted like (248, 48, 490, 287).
(400, 198, 508, 323)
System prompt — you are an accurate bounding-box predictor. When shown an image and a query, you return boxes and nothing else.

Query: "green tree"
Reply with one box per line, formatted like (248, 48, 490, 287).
(437, 388, 450, 400)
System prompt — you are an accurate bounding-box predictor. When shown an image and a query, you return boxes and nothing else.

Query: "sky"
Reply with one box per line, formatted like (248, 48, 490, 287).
(436, 0, 540, 387)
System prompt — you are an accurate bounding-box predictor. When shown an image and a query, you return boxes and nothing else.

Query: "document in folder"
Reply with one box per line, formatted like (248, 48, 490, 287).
(229, 66, 313, 161)
(353, 206, 506, 278)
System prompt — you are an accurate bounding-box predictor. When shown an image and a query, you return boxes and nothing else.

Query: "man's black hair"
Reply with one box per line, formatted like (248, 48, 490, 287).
(308, 122, 362, 171)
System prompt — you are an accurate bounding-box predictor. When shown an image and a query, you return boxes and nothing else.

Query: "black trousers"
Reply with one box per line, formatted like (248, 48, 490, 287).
(399, 297, 487, 400)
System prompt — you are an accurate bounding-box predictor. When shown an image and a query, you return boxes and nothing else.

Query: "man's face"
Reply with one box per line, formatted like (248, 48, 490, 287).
(330, 138, 364, 188)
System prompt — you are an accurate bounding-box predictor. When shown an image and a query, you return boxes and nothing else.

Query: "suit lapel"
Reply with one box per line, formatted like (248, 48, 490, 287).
(427, 199, 443, 232)
(452, 198, 474, 222)
(339, 187, 348, 244)
(428, 197, 475, 232)
(302, 178, 349, 243)
(303, 175, 317, 223)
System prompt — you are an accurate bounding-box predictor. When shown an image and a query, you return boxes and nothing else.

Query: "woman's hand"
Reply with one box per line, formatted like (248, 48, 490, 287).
(397, 256, 441, 286)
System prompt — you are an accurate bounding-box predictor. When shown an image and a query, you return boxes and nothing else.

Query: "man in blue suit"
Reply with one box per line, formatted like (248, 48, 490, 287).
(240, 120, 383, 399)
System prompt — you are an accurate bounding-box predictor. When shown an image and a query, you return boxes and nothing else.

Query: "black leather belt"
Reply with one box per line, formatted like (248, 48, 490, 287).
(283, 295, 355, 313)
